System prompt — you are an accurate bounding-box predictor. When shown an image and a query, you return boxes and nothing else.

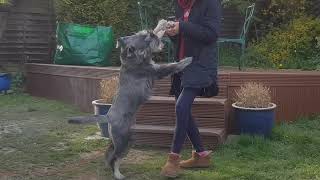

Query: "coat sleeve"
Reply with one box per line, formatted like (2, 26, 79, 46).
(179, 0, 221, 44)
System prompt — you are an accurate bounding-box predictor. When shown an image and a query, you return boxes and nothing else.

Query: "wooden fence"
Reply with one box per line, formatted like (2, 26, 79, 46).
(0, 0, 55, 70)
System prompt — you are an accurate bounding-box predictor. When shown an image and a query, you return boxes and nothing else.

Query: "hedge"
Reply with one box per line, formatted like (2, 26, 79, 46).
(244, 16, 320, 70)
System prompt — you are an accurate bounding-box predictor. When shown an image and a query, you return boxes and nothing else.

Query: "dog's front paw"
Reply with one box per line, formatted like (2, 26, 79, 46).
(181, 57, 193, 65)
(176, 57, 192, 72)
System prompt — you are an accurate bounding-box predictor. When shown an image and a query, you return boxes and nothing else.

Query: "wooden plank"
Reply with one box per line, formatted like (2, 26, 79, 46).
(146, 96, 227, 105)
(229, 72, 320, 86)
(0, 45, 48, 50)
(132, 125, 225, 148)
(0, 0, 55, 68)
(133, 125, 225, 136)
(27, 73, 102, 112)
(152, 74, 229, 98)
(136, 96, 227, 129)
(136, 115, 226, 129)
(11, 8, 51, 14)
(26, 63, 120, 79)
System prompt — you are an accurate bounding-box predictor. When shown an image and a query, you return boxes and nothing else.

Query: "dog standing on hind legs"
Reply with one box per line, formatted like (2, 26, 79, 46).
(69, 30, 192, 179)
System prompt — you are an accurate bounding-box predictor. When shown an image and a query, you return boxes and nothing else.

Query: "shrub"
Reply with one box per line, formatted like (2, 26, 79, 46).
(100, 76, 119, 104)
(234, 82, 272, 108)
(0, 0, 8, 4)
(222, 0, 314, 39)
(258, 0, 313, 32)
(55, 0, 137, 37)
(222, 0, 255, 15)
(245, 16, 320, 69)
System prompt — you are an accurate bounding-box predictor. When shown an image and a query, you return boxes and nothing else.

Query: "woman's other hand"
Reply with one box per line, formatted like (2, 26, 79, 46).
(166, 21, 180, 36)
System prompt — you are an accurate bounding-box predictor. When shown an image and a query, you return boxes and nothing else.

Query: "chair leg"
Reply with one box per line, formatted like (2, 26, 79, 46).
(167, 41, 173, 63)
(217, 43, 220, 66)
(167, 47, 171, 63)
(239, 43, 245, 71)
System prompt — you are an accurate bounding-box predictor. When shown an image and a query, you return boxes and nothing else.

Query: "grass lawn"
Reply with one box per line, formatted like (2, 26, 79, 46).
(1, 94, 320, 180)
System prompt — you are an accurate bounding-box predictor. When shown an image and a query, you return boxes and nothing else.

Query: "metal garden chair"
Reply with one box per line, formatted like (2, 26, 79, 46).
(217, 3, 255, 70)
(137, 1, 175, 63)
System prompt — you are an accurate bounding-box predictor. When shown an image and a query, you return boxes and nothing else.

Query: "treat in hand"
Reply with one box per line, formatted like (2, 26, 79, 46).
(153, 19, 178, 38)
(153, 19, 169, 38)
(166, 21, 176, 29)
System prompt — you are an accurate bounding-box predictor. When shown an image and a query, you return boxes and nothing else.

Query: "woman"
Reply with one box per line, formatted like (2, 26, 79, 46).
(160, 0, 221, 178)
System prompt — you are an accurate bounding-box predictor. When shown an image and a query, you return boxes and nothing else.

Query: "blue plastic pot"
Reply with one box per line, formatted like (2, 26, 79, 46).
(232, 103, 277, 137)
(92, 99, 111, 138)
(0, 73, 11, 93)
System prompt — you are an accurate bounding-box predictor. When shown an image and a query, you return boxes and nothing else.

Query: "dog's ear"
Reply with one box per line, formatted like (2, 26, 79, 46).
(126, 45, 135, 58)
(116, 37, 125, 48)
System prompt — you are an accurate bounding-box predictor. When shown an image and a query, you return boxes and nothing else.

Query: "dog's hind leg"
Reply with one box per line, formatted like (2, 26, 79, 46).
(109, 126, 132, 179)
(105, 143, 115, 168)
(113, 158, 125, 180)
(106, 138, 125, 180)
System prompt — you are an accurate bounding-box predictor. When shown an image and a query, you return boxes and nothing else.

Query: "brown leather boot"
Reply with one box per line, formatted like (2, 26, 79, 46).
(160, 153, 181, 178)
(179, 151, 212, 168)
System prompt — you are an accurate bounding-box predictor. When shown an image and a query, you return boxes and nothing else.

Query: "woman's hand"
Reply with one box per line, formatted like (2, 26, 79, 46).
(166, 21, 180, 36)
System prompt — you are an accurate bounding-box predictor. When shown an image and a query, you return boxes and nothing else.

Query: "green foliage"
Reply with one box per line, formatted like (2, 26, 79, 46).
(258, 0, 313, 32)
(55, 0, 135, 37)
(245, 16, 320, 70)
(0, 0, 9, 5)
(218, 44, 243, 67)
(222, 0, 314, 39)
(0, 0, 15, 7)
(11, 72, 25, 93)
(222, 0, 255, 15)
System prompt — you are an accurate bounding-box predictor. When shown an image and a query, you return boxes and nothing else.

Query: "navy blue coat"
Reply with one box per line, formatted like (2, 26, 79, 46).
(171, 0, 221, 89)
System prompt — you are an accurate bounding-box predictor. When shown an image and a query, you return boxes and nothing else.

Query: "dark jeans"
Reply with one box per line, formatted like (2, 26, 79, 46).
(171, 87, 205, 154)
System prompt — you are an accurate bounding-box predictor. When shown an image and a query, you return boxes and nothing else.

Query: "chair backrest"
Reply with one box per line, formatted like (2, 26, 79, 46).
(137, 1, 149, 30)
(240, 3, 255, 40)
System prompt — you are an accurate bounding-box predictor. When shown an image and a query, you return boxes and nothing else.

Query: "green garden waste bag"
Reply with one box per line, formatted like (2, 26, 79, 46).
(54, 23, 114, 66)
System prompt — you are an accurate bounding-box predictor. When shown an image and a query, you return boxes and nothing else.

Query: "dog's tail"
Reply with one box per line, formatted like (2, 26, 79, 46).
(68, 115, 107, 124)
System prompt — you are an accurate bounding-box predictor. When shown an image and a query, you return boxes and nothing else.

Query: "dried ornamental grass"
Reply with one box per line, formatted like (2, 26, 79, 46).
(100, 76, 119, 104)
(234, 82, 272, 108)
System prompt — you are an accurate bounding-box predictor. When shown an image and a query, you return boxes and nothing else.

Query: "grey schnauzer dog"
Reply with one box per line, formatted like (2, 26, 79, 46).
(69, 30, 192, 179)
